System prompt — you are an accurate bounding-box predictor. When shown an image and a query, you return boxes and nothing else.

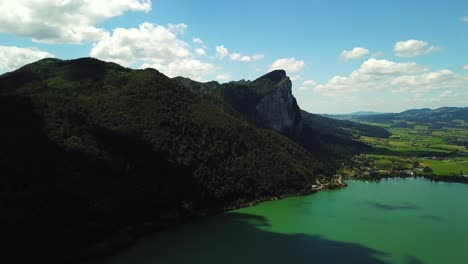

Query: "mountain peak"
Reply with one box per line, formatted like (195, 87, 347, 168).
(254, 70, 288, 84)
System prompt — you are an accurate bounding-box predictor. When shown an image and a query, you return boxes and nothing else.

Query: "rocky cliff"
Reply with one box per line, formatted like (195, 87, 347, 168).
(253, 71, 303, 135)
(174, 69, 303, 136)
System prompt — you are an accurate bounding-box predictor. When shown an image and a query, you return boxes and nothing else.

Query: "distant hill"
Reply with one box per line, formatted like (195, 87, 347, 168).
(349, 111, 388, 116)
(301, 111, 391, 138)
(344, 107, 468, 128)
(0, 58, 388, 262)
(323, 111, 389, 120)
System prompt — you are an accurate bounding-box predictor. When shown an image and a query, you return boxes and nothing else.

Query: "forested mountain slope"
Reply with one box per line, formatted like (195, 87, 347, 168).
(0, 58, 386, 262)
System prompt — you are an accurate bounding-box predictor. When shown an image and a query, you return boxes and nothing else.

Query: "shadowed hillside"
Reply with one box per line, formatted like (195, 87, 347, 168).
(0, 57, 388, 263)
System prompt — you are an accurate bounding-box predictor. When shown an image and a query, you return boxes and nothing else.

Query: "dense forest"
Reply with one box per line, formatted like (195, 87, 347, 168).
(0, 58, 385, 263)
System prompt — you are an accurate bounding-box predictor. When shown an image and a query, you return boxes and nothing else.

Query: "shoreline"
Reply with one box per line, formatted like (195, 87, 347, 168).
(75, 174, 466, 263)
(223, 181, 347, 212)
(71, 174, 468, 263)
(79, 179, 347, 263)
(348, 174, 468, 184)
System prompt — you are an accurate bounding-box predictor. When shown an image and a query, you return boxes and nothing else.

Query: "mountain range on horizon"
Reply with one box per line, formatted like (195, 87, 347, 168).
(327, 106, 468, 129)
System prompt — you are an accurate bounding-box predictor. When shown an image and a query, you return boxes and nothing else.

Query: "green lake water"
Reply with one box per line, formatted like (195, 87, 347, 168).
(95, 179, 468, 264)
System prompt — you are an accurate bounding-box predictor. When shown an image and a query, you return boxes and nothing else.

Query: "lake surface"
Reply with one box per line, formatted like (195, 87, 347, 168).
(95, 179, 468, 264)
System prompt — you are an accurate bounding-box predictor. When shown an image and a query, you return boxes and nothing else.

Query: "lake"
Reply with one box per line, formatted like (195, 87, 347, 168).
(94, 179, 468, 264)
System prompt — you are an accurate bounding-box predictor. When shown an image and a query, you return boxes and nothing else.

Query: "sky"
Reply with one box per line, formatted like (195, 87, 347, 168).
(0, 0, 467, 114)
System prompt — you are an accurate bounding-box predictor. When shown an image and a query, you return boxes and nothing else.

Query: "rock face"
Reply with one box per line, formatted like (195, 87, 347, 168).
(174, 69, 304, 136)
(254, 75, 303, 135)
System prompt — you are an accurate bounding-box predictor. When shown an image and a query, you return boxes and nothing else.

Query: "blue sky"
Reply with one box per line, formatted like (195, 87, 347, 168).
(0, 0, 467, 113)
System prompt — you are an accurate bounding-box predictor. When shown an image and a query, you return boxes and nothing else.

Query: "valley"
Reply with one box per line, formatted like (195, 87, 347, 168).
(334, 109, 468, 180)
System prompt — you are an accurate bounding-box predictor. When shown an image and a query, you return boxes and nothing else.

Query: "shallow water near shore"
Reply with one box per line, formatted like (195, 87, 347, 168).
(95, 178, 468, 264)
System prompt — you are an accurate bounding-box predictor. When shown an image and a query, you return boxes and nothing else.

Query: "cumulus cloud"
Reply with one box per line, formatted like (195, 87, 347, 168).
(193, 38, 204, 45)
(391, 70, 463, 94)
(195, 48, 207, 56)
(394, 39, 440, 57)
(0, 0, 151, 44)
(290, 75, 301, 82)
(340, 47, 369, 60)
(462, 17, 468, 22)
(216, 45, 264, 62)
(315, 58, 466, 96)
(269, 58, 305, 73)
(463, 65, 468, 70)
(229, 53, 264, 62)
(216, 45, 229, 59)
(167, 23, 188, 35)
(142, 59, 215, 80)
(0, 46, 54, 72)
(91, 22, 215, 80)
(298, 80, 317, 91)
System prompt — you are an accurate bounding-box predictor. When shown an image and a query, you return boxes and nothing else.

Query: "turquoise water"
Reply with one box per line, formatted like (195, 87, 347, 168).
(95, 179, 468, 264)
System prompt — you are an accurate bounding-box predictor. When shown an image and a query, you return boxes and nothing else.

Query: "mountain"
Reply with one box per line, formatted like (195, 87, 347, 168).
(175, 71, 388, 159)
(399, 108, 432, 115)
(0, 58, 384, 262)
(175, 70, 303, 136)
(342, 107, 468, 128)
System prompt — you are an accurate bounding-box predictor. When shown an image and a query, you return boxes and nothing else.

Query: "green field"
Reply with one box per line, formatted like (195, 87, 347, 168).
(354, 122, 468, 177)
(364, 154, 468, 176)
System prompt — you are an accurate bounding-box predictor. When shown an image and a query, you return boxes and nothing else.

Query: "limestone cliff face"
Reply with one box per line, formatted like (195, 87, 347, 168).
(253, 72, 303, 136)
(174, 70, 304, 136)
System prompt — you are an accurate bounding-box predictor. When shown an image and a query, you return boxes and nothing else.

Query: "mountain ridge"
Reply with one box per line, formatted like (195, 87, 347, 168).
(0, 57, 385, 262)
(332, 107, 468, 129)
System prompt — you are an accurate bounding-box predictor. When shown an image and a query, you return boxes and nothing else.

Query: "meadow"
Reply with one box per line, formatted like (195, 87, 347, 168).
(356, 122, 468, 177)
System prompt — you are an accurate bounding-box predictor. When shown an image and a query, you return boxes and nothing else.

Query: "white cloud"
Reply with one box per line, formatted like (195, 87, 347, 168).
(217, 46, 264, 62)
(340, 47, 369, 60)
(229, 53, 241, 61)
(167, 23, 188, 35)
(462, 17, 468, 22)
(0, 0, 151, 44)
(290, 75, 302, 82)
(195, 48, 207, 56)
(394, 39, 440, 57)
(216, 74, 232, 82)
(192, 38, 208, 50)
(355, 58, 425, 75)
(269, 58, 305, 73)
(298, 80, 317, 91)
(142, 59, 215, 80)
(91, 22, 215, 80)
(303, 80, 318, 86)
(91, 23, 190, 66)
(391, 70, 463, 94)
(193, 38, 204, 45)
(0, 46, 55, 72)
(463, 65, 468, 70)
(216, 45, 229, 59)
(315, 58, 466, 96)
(229, 53, 264, 62)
